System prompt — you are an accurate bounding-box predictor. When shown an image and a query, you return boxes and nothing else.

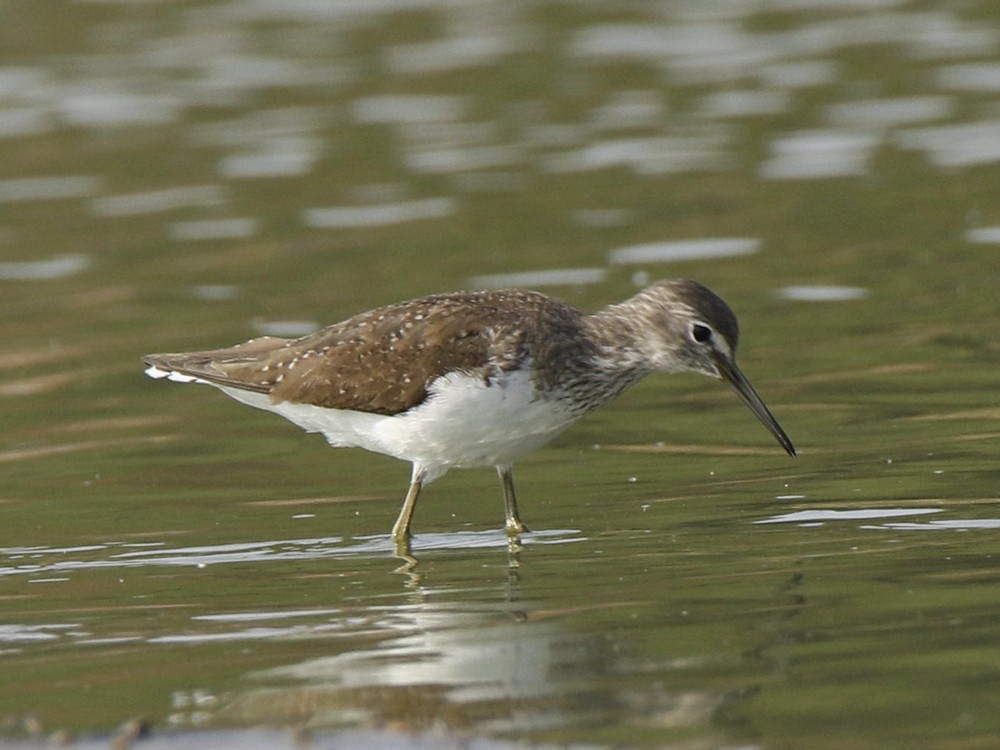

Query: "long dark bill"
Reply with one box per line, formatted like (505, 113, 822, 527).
(713, 353, 796, 457)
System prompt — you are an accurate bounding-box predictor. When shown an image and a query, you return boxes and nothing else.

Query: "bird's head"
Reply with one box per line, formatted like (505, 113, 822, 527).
(629, 280, 796, 457)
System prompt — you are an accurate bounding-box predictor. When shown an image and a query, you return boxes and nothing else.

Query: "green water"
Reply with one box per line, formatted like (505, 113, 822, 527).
(2, 2, 1000, 748)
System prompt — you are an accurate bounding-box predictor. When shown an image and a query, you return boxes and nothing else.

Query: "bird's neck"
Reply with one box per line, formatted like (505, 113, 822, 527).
(532, 302, 654, 415)
(585, 301, 657, 376)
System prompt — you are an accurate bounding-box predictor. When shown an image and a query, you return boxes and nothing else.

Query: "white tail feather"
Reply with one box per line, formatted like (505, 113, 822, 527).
(144, 365, 208, 385)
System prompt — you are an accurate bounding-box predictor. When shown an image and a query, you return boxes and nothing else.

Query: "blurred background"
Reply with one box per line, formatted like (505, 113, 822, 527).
(1, 1, 999, 748)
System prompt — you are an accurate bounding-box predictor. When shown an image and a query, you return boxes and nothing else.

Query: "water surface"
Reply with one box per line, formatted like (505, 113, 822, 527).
(2, 1, 1000, 748)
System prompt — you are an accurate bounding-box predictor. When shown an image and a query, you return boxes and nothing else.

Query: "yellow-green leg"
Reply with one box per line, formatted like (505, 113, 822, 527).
(497, 464, 529, 535)
(392, 464, 426, 543)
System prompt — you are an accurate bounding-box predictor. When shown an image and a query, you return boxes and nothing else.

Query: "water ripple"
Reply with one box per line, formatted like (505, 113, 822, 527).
(0, 530, 583, 578)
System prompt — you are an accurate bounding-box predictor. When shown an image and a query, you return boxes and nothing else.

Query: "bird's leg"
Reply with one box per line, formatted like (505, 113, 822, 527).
(392, 464, 426, 544)
(497, 464, 530, 535)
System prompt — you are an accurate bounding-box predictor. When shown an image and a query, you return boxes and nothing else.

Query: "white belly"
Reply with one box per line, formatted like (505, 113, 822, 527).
(219, 368, 579, 482)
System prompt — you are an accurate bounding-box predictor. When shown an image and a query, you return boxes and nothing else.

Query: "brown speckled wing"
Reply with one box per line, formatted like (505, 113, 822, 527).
(144, 290, 568, 416)
(143, 336, 290, 394)
(269, 293, 531, 414)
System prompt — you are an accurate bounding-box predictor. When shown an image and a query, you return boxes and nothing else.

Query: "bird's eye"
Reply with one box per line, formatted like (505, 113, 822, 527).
(691, 323, 713, 344)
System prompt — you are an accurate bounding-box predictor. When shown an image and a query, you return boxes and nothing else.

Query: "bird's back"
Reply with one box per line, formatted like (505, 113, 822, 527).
(143, 288, 588, 417)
